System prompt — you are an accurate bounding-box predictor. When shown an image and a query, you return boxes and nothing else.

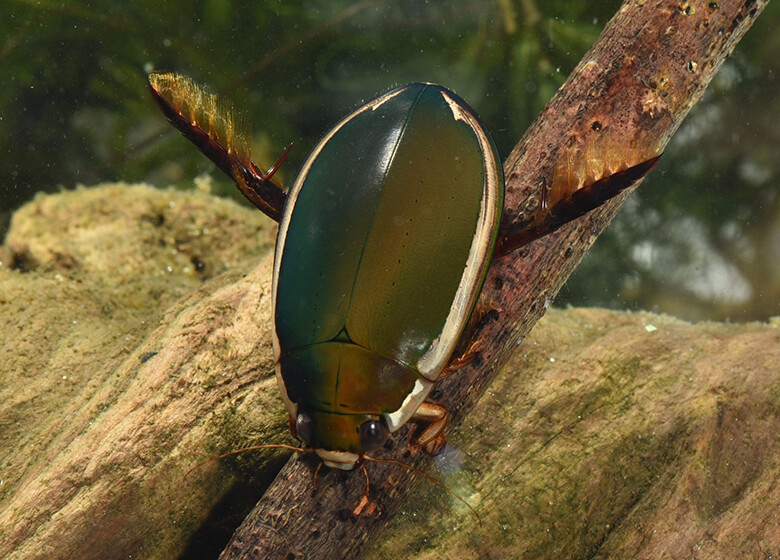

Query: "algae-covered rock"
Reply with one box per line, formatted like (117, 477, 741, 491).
(370, 309, 779, 559)
(0, 183, 777, 560)
(0, 182, 289, 560)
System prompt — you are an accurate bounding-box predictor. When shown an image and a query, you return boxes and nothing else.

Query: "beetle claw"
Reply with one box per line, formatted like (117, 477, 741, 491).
(422, 434, 447, 456)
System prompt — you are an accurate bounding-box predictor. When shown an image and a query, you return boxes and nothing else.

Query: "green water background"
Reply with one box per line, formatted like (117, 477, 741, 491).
(0, 0, 776, 322)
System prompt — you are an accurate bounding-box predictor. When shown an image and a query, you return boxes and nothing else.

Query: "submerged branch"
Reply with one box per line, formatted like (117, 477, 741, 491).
(220, 1, 771, 559)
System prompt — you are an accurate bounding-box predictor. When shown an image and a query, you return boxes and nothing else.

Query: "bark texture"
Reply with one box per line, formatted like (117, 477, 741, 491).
(0, 0, 773, 559)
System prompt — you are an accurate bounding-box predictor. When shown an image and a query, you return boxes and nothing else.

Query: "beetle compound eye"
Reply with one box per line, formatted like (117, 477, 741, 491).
(359, 419, 389, 453)
(295, 412, 313, 446)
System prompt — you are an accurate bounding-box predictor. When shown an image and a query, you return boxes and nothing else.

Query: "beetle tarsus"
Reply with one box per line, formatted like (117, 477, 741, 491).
(352, 494, 379, 517)
(413, 401, 448, 455)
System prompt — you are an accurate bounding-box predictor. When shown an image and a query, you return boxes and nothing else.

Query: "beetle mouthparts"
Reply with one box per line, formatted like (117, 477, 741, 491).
(315, 449, 360, 470)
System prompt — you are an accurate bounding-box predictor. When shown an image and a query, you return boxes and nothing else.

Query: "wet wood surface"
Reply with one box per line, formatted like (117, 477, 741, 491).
(220, 1, 772, 558)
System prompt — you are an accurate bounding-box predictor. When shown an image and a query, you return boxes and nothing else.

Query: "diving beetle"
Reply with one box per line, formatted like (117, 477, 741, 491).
(149, 73, 658, 471)
(272, 83, 502, 469)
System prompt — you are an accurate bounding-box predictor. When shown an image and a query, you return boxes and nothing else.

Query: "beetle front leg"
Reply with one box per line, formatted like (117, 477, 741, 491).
(412, 401, 448, 455)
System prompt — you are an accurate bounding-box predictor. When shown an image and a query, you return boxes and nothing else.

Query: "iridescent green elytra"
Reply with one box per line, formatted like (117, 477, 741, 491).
(272, 83, 504, 469)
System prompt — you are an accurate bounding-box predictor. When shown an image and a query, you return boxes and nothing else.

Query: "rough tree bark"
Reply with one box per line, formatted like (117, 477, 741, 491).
(0, 1, 773, 559)
(219, 0, 772, 558)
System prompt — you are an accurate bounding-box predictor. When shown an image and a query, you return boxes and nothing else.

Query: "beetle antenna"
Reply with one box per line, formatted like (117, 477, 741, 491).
(363, 455, 482, 526)
(183, 443, 309, 481)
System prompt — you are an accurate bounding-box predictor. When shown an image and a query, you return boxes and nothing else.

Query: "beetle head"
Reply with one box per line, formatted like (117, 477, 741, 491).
(291, 409, 390, 470)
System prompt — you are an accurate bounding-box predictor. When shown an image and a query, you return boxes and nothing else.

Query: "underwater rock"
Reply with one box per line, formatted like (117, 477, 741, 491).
(0, 183, 777, 559)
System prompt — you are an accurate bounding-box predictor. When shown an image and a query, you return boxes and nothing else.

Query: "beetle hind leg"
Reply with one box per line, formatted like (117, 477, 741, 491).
(412, 401, 448, 455)
(495, 154, 661, 256)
